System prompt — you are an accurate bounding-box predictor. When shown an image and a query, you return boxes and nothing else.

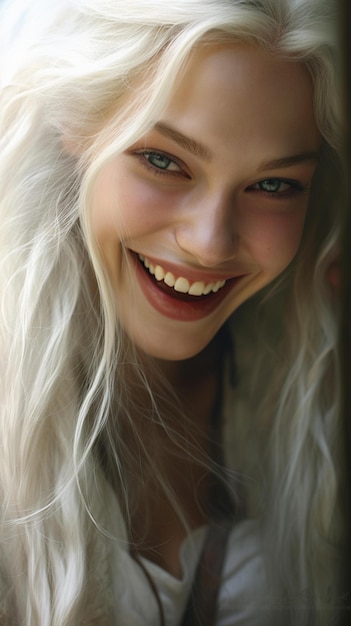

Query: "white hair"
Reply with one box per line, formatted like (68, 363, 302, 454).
(0, 0, 344, 624)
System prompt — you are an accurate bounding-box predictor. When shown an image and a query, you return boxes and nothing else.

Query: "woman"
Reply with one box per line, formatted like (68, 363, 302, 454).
(0, 0, 345, 624)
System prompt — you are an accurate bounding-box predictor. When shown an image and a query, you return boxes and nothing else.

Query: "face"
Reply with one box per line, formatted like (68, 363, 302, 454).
(90, 43, 320, 360)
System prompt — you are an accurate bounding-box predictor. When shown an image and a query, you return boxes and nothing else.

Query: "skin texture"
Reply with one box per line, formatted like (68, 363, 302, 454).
(90, 43, 321, 361)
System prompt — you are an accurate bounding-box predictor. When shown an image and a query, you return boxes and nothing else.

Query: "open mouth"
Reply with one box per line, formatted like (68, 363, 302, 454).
(132, 250, 245, 322)
(132, 250, 246, 321)
(137, 253, 231, 302)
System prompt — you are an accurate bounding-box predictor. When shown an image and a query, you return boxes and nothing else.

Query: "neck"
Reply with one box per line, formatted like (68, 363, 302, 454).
(153, 331, 225, 391)
(125, 330, 229, 576)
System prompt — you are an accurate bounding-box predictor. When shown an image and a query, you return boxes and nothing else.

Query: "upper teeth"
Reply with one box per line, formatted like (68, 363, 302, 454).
(138, 254, 226, 296)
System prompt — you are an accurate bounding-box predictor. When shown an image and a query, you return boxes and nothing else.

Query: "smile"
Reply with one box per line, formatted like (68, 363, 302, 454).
(138, 254, 226, 296)
(132, 251, 246, 322)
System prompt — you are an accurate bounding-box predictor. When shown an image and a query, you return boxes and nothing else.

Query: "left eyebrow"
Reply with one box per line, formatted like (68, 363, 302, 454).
(152, 122, 319, 169)
(259, 152, 320, 170)
(153, 121, 213, 162)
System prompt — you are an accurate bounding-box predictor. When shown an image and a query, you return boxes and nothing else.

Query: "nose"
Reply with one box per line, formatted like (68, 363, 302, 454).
(174, 191, 238, 267)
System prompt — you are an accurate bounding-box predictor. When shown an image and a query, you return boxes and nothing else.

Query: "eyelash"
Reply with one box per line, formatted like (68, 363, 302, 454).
(134, 150, 189, 179)
(134, 149, 306, 197)
(247, 178, 305, 198)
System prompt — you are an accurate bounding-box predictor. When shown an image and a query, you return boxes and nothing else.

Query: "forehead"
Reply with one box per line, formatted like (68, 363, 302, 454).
(161, 42, 320, 159)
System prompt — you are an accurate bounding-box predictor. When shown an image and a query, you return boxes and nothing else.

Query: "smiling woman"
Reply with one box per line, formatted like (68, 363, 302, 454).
(90, 43, 320, 359)
(0, 1, 346, 625)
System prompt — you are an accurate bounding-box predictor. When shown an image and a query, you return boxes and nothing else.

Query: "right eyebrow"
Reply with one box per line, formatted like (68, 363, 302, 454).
(153, 121, 213, 162)
(258, 152, 320, 170)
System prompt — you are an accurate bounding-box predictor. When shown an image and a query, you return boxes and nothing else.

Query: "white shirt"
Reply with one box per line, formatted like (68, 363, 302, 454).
(111, 519, 278, 625)
(110, 330, 284, 624)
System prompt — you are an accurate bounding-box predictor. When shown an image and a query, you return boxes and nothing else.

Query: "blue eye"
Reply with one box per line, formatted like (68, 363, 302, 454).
(146, 152, 173, 170)
(249, 178, 304, 196)
(253, 178, 291, 193)
(137, 150, 183, 174)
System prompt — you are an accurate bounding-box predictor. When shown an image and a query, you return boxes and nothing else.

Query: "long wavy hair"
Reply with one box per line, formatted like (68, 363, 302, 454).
(0, 0, 344, 624)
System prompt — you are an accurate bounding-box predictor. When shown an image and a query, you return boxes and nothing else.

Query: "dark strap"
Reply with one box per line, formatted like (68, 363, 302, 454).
(179, 325, 237, 626)
(179, 519, 232, 626)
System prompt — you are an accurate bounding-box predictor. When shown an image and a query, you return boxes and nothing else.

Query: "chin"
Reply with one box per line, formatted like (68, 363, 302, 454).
(142, 342, 208, 362)
(133, 331, 211, 362)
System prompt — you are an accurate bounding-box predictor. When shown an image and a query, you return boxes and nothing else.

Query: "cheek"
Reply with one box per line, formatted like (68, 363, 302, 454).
(88, 161, 175, 286)
(89, 164, 124, 288)
(116, 180, 168, 236)
(240, 209, 306, 273)
(115, 168, 194, 241)
(90, 164, 120, 242)
(93, 172, 176, 242)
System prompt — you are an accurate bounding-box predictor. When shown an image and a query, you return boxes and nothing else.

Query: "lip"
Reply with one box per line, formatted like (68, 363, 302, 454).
(131, 251, 246, 322)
